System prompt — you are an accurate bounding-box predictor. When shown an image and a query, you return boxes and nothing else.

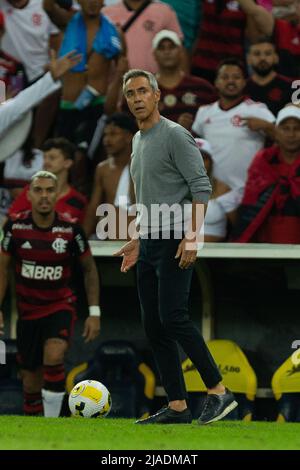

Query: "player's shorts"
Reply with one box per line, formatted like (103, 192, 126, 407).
(16, 310, 75, 371)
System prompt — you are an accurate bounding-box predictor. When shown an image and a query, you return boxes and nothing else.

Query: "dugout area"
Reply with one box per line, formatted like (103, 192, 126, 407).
(1, 249, 300, 422)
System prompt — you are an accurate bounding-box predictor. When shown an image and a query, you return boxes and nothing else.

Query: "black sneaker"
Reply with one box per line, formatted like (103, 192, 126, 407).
(135, 406, 193, 424)
(197, 388, 238, 425)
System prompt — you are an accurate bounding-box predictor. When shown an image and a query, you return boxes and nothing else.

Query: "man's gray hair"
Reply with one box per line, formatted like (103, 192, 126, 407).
(123, 69, 159, 94)
(30, 170, 57, 184)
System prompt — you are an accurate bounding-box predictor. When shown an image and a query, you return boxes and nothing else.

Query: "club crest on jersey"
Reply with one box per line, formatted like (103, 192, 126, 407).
(52, 237, 68, 254)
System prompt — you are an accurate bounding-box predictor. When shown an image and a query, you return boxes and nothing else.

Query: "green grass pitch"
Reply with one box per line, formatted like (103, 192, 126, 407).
(0, 416, 300, 450)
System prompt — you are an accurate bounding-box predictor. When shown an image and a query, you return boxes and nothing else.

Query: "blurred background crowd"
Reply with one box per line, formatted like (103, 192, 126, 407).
(1, 0, 300, 244)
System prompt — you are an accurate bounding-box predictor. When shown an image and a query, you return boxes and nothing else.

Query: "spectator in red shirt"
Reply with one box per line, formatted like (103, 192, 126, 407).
(7, 138, 87, 224)
(232, 105, 300, 243)
(191, 0, 247, 84)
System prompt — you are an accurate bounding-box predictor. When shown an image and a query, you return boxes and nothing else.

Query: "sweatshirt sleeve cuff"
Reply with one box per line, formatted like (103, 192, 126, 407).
(44, 72, 62, 91)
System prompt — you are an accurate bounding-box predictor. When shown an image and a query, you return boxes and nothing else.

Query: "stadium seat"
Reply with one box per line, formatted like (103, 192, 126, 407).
(271, 352, 300, 422)
(182, 339, 257, 420)
(66, 340, 155, 419)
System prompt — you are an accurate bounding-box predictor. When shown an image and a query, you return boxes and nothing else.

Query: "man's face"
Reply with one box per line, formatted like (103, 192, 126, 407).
(276, 118, 300, 153)
(215, 65, 246, 100)
(124, 76, 160, 121)
(43, 148, 72, 176)
(28, 177, 57, 216)
(7, 0, 28, 8)
(248, 43, 278, 76)
(103, 123, 132, 156)
(78, 0, 104, 17)
(153, 39, 181, 69)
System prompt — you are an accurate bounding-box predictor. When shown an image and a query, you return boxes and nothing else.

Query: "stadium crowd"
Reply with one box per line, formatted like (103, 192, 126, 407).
(0, 0, 299, 244)
(0, 0, 299, 421)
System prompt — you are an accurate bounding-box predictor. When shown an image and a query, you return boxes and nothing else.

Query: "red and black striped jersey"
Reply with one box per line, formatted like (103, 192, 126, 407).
(1, 211, 91, 320)
(191, 0, 246, 83)
(158, 74, 217, 124)
(274, 19, 300, 79)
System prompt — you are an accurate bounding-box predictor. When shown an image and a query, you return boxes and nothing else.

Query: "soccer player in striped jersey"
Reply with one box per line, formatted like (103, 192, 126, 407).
(0, 171, 101, 417)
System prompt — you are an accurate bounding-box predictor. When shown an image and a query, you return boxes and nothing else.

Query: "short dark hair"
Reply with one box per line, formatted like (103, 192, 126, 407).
(216, 58, 247, 78)
(105, 112, 138, 135)
(42, 138, 76, 161)
(248, 37, 277, 51)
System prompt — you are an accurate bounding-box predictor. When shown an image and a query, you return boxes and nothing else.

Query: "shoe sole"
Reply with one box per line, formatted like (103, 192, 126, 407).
(197, 400, 238, 425)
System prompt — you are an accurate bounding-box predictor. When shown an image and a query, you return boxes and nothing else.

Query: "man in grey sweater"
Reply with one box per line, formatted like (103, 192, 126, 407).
(115, 69, 237, 425)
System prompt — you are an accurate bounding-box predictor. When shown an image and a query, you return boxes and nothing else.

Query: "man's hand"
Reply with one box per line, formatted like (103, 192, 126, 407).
(175, 236, 198, 269)
(82, 316, 100, 343)
(242, 117, 275, 139)
(241, 117, 270, 132)
(0, 311, 4, 336)
(114, 239, 140, 273)
(49, 49, 82, 81)
(177, 112, 194, 131)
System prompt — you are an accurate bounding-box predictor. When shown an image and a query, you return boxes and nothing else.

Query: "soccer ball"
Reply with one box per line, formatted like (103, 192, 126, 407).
(68, 380, 112, 418)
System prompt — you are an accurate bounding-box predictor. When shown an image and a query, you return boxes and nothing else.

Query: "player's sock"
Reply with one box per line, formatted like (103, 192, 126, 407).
(24, 391, 43, 416)
(42, 364, 66, 417)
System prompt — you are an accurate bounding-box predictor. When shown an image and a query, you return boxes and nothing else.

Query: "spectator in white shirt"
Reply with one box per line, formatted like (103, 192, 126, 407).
(192, 58, 275, 212)
(0, 0, 60, 82)
(0, 0, 62, 146)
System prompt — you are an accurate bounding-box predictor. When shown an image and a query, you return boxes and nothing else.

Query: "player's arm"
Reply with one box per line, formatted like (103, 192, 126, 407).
(0, 252, 12, 336)
(82, 165, 104, 238)
(80, 254, 101, 342)
(43, 0, 74, 29)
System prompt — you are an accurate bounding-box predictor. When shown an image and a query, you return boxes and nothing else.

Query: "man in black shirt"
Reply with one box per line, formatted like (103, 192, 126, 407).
(245, 38, 293, 116)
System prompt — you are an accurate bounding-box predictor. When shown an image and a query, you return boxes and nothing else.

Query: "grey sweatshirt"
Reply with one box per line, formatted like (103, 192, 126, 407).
(130, 117, 212, 234)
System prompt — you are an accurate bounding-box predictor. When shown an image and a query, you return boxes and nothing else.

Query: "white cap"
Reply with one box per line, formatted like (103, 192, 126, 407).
(195, 138, 213, 158)
(152, 29, 181, 50)
(276, 105, 300, 126)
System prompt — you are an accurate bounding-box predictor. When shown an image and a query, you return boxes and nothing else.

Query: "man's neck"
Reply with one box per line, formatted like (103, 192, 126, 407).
(280, 148, 300, 164)
(219, 95, 244, 110)
(111, 151, 131, 168)
(138, 109, 161, 131)
(56, 174, 70, 198)
(32, 211, 55, 229)
(156, 69, 184, 89)
(82, 14, 100, 25)
(124, 0, 148, 11)
(251, 70, 277, 86)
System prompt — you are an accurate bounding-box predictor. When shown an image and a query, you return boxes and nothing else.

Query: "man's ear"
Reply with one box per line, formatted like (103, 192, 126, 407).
(26, 188, 31, 202)
(64, 158, 73, 170)
(155, 89, 161, 103)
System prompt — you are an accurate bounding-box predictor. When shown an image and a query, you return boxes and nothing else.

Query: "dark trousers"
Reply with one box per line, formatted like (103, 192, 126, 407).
(137, 236, 222, 401)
